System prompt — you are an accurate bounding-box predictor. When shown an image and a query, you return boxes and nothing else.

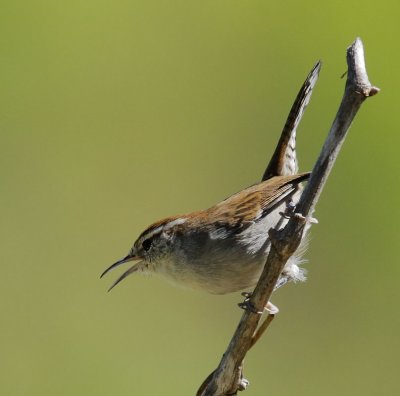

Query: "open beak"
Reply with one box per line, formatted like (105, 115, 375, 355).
(100, 254, 142, 292)
(100, 254, 138, 278)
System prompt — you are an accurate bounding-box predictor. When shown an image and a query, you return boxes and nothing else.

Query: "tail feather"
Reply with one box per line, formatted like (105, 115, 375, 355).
(262, 61, 321, 180)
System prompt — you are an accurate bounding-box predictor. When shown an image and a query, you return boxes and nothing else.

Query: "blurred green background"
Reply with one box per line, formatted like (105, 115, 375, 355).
(1, 1, 399, 395)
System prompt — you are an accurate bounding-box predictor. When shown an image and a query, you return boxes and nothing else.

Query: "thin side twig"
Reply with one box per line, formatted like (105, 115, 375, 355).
(198, 38, 378, 396)
(248, 313, 275, 350)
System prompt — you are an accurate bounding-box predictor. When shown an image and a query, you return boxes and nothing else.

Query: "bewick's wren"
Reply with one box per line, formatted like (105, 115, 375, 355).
(101, 63, 321, 308)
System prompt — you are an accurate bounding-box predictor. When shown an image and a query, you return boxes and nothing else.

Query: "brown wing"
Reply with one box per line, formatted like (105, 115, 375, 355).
(136, 173, 309, 240)
(206, 172, 310, 229)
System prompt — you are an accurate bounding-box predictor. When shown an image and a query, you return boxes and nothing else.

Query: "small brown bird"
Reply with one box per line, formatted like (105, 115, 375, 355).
(101, 62, 321, 308)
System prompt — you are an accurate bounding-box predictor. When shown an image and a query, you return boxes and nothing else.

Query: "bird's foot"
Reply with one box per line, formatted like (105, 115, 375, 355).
(238, 292, 279, 315)
(279, 200, 318, 224)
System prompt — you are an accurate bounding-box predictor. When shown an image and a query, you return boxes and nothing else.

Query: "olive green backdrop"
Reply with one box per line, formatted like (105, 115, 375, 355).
(1, 1, 398, 395)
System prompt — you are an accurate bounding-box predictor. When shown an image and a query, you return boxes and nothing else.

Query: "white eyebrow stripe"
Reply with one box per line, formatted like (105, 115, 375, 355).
(142, 218, 187, 240)
(145, 227, 163, 240)
(164, 218, 187, 229)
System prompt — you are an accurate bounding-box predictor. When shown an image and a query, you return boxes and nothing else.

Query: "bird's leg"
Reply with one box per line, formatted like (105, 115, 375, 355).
(238, 292, 279, 315)
(265, 301, 279, 314)
(293, 212, 318, 224)
(280, 199, 318, 224)
(279, 199, 296, 219)
(238, 292, 263, 314)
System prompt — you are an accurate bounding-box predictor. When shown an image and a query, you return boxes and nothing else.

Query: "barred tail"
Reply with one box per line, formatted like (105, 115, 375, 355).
(262, 61, 321, 180)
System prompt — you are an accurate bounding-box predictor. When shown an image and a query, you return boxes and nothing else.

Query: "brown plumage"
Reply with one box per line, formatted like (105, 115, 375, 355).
(101, 62, 320, 296)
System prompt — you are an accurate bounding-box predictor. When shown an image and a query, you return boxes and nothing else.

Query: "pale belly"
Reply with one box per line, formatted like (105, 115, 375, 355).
(154, 217, 307, 294)
(149, 192, 308, 294)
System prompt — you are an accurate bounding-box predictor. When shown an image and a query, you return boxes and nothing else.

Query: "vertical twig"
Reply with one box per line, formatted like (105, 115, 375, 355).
(198, 38, 379, 396)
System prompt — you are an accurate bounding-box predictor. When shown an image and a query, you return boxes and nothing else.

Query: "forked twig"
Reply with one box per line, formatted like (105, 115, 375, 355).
(249, 313, 275, 350)
(197, 38, 379, 396)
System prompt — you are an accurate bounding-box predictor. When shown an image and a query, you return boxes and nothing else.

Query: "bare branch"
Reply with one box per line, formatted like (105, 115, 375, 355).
(198, 38, 379, 396)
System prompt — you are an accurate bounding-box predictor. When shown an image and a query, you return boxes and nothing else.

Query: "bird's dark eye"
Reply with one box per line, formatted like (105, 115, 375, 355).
(142, 238, 152, 252)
